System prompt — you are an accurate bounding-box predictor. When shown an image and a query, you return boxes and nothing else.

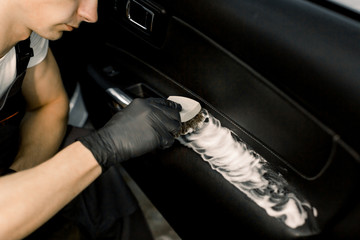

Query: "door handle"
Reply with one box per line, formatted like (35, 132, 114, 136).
(126, 0, 155, 32)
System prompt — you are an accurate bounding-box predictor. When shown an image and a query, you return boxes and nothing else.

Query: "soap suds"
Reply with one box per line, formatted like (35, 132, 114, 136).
(179, 109, 317, 229)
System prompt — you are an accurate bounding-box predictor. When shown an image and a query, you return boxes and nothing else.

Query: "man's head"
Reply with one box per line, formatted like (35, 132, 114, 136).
(17, 0, 98, 40)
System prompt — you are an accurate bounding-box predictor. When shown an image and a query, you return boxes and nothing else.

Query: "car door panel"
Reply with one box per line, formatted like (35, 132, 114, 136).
(82, 40, 358, 238)
(52, 0, 360, 238)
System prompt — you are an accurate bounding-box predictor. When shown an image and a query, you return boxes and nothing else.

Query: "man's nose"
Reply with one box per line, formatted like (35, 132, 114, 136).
(78, 0, 98, 23)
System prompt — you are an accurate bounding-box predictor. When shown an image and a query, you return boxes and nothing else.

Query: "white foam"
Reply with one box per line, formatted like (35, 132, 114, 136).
(178, 109, 317, 229)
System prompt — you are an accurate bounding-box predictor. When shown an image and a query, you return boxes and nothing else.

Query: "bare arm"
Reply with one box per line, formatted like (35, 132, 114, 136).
(0, 141, 102, 240)
(10, 48, 69, 171)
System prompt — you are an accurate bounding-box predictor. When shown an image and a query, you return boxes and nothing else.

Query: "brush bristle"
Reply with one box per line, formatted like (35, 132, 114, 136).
(176, 110, 205, 137)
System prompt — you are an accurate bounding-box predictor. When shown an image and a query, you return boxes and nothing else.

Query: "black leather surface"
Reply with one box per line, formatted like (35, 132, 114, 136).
(153, 0, 360, 156)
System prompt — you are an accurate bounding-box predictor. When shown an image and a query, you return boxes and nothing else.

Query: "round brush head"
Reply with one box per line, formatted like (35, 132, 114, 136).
(168, 96, 202, 122)
(168, 96, 205, 136)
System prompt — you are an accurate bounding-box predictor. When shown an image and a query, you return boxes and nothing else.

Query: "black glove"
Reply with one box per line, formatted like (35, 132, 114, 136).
(78, 98, 182, 171)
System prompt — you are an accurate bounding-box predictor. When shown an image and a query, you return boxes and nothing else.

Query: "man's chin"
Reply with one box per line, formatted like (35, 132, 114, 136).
(49, 32, 64, 41)
(40, 31, 64, 41)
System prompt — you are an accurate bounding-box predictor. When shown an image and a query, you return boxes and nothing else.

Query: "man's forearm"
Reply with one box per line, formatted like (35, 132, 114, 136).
(10, 96, 68, 171)
(0, 141, 101, 240)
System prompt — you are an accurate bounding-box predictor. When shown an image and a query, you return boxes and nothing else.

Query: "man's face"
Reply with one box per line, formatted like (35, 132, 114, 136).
(22, 0, 98, 40)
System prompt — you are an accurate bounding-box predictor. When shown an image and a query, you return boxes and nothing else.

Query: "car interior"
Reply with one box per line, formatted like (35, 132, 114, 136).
(50, 0, 360, 239)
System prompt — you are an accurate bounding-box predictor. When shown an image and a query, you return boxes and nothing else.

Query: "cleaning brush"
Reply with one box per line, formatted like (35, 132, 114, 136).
(106, 87, 205, 136)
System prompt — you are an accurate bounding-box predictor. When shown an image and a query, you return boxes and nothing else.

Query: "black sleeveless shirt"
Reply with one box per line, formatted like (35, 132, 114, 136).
(0, 38, 33, 172)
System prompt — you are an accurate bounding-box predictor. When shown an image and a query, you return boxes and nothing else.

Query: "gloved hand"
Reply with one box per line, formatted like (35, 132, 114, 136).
(78, 98, 182, 171)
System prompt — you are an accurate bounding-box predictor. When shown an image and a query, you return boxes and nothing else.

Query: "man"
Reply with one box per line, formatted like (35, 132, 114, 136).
(0, 0, 182, 239)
